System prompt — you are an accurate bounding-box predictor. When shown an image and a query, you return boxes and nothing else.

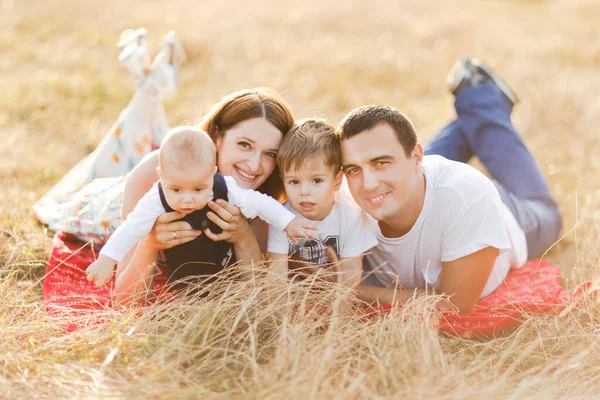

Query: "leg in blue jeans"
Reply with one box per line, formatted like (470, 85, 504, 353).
(424, 82, 562, 258)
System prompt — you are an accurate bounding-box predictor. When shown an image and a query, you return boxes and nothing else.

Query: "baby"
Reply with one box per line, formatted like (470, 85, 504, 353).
(86, 127, 316, 287)
(267, 119, 377, 288)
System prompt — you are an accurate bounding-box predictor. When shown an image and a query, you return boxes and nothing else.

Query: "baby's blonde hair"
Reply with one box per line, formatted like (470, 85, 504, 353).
(159, 127, 216, 170)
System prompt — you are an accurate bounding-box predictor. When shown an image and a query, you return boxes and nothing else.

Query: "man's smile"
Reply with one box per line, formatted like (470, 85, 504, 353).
(365, 192, 390, 205)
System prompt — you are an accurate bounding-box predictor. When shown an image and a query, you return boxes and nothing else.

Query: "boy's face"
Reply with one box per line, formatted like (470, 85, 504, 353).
(282, 158, 342, 221)
(158, 163, 216, 214)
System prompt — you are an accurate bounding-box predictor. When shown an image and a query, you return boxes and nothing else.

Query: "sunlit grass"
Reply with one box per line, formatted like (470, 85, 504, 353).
(2, 0, 600, 397)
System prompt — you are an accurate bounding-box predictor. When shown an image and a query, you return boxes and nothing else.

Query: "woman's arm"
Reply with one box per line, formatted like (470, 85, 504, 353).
(267, 252, 289, 278)
(121, 151, 161, 222)
(115, 151, 161, 285)
(113, 235, 161, 305)
(204, 199, 264, 265)
(114, 211, 196, 305)
(114, 151, 201, 305)
(251, 218, 269, 255)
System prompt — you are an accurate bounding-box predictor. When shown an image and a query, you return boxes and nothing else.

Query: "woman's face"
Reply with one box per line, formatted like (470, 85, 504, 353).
(216, 117, 283, 190)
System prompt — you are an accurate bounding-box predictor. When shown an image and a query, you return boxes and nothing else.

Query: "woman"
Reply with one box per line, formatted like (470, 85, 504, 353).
(114, 88, 294, 304)
(38, 30, 294, 308)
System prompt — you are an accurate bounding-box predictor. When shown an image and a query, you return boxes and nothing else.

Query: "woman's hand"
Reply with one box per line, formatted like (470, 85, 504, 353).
(204, 199, 253, 245)
(145, 210, 203, 250)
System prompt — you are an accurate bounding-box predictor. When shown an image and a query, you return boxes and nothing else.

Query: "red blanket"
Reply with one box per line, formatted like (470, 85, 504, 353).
(364, 260, 574, 338)
(44, 232, 169, 314)
(44, 232, 576, 337)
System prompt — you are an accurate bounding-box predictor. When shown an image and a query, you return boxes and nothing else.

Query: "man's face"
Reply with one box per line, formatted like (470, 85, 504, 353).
(341, 123, 423, 223)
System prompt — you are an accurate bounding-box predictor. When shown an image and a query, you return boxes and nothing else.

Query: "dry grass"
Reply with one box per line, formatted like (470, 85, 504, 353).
(2, 0, 600, 397)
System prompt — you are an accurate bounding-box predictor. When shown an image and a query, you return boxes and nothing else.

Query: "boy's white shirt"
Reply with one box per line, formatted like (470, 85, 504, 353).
(100, 176, 295, 262)
(268, 190, 378, 263)
(363, 155, 528, 298)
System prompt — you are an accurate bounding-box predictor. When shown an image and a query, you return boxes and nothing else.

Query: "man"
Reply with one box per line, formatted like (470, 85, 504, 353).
(338, 57, 562, 312)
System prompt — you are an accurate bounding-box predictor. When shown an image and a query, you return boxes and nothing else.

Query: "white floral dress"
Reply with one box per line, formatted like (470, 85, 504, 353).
(34, 89, 168, 243)
(34, 29, 183, 243)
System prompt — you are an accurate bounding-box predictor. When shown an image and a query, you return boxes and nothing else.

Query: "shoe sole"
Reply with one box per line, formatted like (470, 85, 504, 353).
(472, 59, 519, 105)
(446, 55, 470, 94)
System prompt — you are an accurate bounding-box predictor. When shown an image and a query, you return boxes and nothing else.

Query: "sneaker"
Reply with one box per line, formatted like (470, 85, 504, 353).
(117, 28, 150, 77)
(446, 55, 519, 106)
(146, 31, 187, 96)
(446, 55, 475, 95)
(162, 30, 187, 67)
(471, 58, 519, 106)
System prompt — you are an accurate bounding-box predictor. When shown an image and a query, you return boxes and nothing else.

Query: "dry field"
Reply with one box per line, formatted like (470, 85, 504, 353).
(2, 0, 600, 398)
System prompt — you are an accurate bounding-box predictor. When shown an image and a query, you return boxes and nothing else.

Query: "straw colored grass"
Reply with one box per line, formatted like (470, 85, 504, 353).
(2, 0, 600, 397)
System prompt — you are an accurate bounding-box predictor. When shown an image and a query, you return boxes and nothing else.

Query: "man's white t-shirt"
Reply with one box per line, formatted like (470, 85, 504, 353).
(268, 190, 378, 264)
(363, 155, 527, 298)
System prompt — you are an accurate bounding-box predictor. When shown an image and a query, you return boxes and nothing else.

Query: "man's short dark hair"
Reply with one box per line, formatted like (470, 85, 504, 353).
(337, 105, 417, 156)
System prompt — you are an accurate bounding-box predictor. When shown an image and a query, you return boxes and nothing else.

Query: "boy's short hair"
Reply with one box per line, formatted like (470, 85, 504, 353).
(277, 118, 341, 175)
(337, 105, 417, 157)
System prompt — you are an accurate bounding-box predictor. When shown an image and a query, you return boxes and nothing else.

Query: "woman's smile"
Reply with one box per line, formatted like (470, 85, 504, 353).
(234, 165, 260, 183)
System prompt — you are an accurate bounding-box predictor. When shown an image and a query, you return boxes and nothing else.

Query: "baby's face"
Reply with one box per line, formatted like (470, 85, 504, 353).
(282, 158, 341, 221)
(160, 163, 216, 214)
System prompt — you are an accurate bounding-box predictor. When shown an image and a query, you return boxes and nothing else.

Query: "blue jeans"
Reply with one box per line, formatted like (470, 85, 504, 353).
(425, 82, 562, 258)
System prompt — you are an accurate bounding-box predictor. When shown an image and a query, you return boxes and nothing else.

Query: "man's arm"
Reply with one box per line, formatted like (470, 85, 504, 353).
(439, 246, 499, 313)
(355, 284, 421, 305)
(355, 246, 498, 311)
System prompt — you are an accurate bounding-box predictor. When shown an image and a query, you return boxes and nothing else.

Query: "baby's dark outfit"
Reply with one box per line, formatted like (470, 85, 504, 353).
(158, 173, 233, 289)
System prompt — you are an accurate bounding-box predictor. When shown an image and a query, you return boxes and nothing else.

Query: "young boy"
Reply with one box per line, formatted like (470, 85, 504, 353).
(86, 127, 316, 287)
(267, 119, 378, 288)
